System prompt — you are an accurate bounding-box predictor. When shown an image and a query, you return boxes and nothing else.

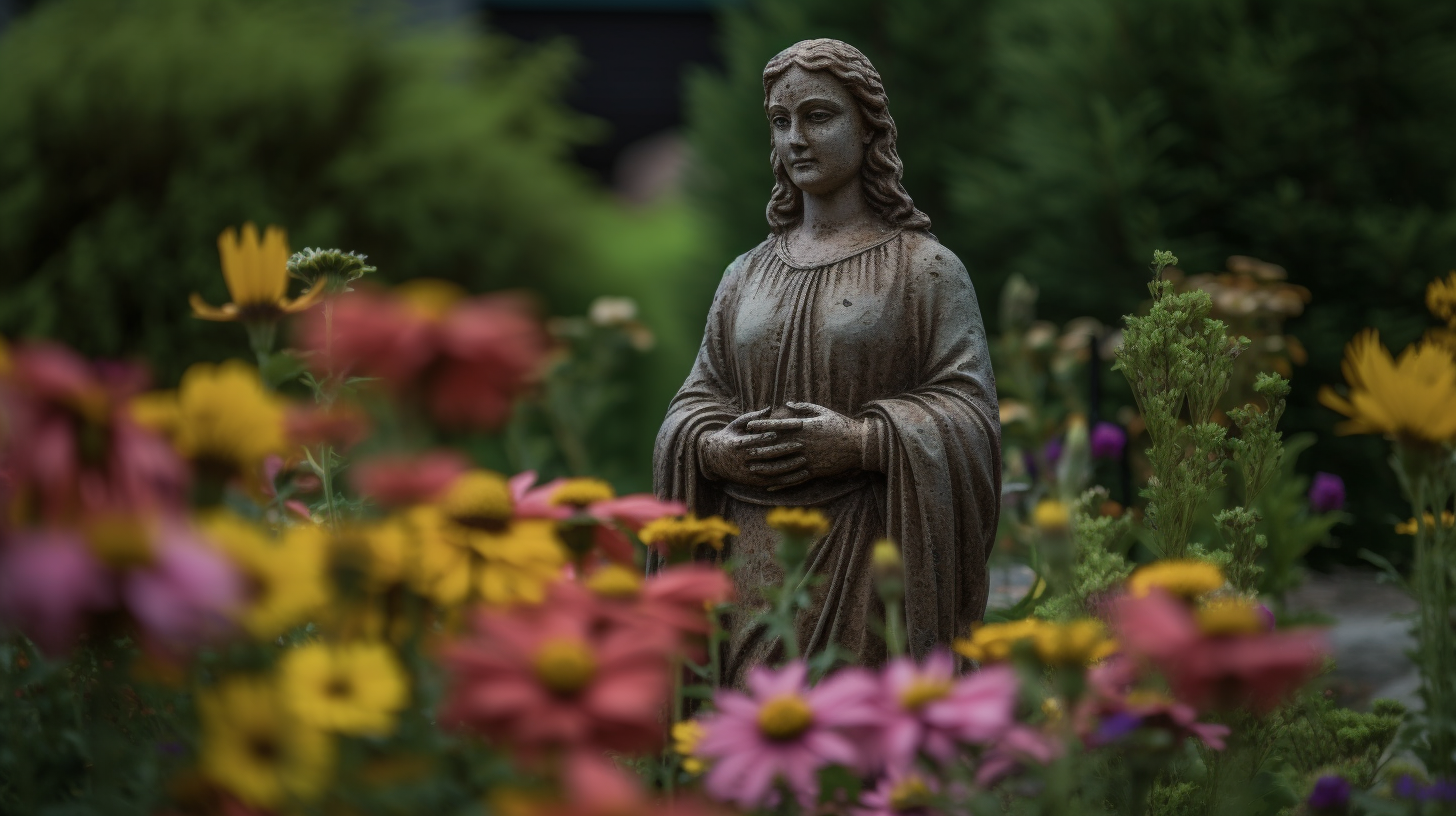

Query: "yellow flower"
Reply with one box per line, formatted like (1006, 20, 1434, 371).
(1428, 272, 1456, 326)
(82, 513, 157, 569)
(401, 507, 566, 607)
(766, 507, 831, 539)
(638, 514, 739, 553)
(1032, 619, 1118, 665)
(672, 720, 708, 774)
(1032, 499, 1071, 533)
(197, 675, 333, 808)
(953, 619, 1042, 663)
(1196, 598, 1266, 636)
(0, 336, 10, 376)
(439, 470, 514, 530)
(1395, 511, 1456, 535)
(586, 564, 644, 599)
(133, 361, 288, 473)
(1127, 559, 1225, 601)
(549, 478, 615, 508)
(280, 642, 409, 736)
(396, 278, 466, 322)
(872, 539, 903, 572)
(191, 223, 324, 323)
(203, 514, 329, 639)
(1317, 329, 1456, 444)
(888, 776, 934, 811)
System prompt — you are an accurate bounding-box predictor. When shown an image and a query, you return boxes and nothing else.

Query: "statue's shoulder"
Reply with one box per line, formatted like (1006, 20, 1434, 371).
(719, 235, 777, 282)
(901, 230, 970, 283)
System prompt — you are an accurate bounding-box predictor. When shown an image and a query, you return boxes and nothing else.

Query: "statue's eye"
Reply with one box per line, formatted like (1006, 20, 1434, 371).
(772, 116, 790, 129)
(809, 110, 833, 123)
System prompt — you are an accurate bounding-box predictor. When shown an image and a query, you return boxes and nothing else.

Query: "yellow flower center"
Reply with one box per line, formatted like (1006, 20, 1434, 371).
(899, 679, 953, 711)
(586, 564, 644, 599)
(765, 507, 831, 539)
(888, 776, 934, 811)
(1127, 559, 1225, 600)
(1196, 599, 1265, 636)
(638, 515, 740, 552)
(1125, 690, 1175, 708)
(534, 639, 597, 695)
(1033, 619, 1117, 666)
(549, 478, 615, 508)
(396, 278, 466, 322)
(757, 694, 814, 741)
(83, 514, 156, 568)
(440, 471, 514, 531)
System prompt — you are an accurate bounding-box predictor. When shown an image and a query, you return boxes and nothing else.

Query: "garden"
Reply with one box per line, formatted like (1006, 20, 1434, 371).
(3, 1, 1456, 815)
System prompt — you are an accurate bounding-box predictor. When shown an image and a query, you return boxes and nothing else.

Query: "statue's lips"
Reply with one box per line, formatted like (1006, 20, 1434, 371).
(790, 158, 817, 168)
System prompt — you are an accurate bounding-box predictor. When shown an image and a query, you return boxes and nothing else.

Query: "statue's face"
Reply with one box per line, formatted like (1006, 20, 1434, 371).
(767, 66, 871, 197)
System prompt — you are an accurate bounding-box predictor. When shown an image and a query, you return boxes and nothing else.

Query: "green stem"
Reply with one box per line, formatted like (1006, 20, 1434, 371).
(884, 597, 906, 657)
(318, 444, 340, 532)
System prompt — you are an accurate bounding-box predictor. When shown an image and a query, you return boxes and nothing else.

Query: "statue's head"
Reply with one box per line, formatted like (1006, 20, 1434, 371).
(762, 39, 931, 235)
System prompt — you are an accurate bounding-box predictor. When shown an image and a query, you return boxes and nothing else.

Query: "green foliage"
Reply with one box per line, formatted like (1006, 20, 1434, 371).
(1253, 435, 1345, 601)
(1036, 487, 1133, 621)
(0, 0, 605, 384)
(1277, 693, 1406, 791)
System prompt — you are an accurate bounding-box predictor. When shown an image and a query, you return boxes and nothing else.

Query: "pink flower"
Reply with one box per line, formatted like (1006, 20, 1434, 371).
(0, 532, 113, 654)
(437, 588, 675, 757)
(872, 652, 1018, 772)
(1, 343, 185, 521)
(509, 471, 571, 520)
(510, 472, 684, 563)
(696, 661, 880, 809)
(853, 772, 946, 816)
(584, 565, 733, 654)
(1110, 590, 1326, 713)
(975, 724, 1064, 787)
(123, 523, 243, 651)
(352, 450, 469, 507)
(428, 296, 549, 430)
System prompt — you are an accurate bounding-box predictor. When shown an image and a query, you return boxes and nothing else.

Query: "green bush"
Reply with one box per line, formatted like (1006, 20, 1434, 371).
(0, 0, 606, 384)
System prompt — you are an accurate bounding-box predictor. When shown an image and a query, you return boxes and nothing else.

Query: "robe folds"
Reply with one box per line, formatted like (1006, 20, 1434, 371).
(652, 228, 1001, 685)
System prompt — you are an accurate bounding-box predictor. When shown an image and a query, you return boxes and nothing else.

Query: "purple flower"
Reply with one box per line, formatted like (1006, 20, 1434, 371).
(1090, 422, 1127, 460)
(1093, 711, 1143, 744)
(1041, 438, 1064, 466)
(1429, 779, 1456, 802)
(0, 532, 113, 655)
(1393, 775, 1424, 801)
(124, 522, 243, 651)
(1307, 775, 1350, 811)
(1308, 472, 1345, 513)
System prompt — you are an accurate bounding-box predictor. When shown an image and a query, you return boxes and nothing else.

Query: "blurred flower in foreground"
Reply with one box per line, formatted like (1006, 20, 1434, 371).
(695, 661, 879, 809)
(1032, 499, 1070, 534)
(191, 224, 323, 323)
(1307, 472, 1346, 513)
(1089, 421, 1126, 460)
(299, 281, 549, 430)
(534, 475, 686, 562)
(201, 514, 329, 639)
(673, 720, 707, 774)
(1077, 656, 1228, 750)
(853, 773, 941, 816)
(198, 675, 333, 809)
(584, 564, 732, 646)
(132, 361, 288, 481)
(1126, 559, 1224, 601)
(2, 343, 185, 520)
(351, 450, 469, 508)
(438, 585, 674, 756)
(1111, 590, 1325, 712)
(1317, 329, 1456, 444)
(953, 618, 1114, 666)
(1428, 272, 1456, 326)
(0, 531, 113, 654)
(281, 642, 408, 736)
(870, 651, 1018, 772)
(1395, 511, 1456, 535)
(123, 522, 243, 651)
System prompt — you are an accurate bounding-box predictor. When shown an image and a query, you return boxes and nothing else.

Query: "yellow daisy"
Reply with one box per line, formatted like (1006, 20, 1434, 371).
(672, 720, 708, 774)
(1428, 272, 1456, 326)
(280, 642, 409, 736)
(438, 470, 514, 531)
(1395, 511, 1456, 536)
(952, 619, 1042, 663)
(766, 507, 831, 539)
(132, 361, 289, 474)
(1127, 559, 1225, 601)
(191, 223, 323, 323)
(638, 514, 739, 553)
(400, 506, 567, 607)
(1196, 598, 1266, 636)
(197, 675, 333, 808)
(1317, 329, 1456, 444)
(549, 478, 615, 508)
(1032, 499, 1071, 534)
(203, 514, 329, 639)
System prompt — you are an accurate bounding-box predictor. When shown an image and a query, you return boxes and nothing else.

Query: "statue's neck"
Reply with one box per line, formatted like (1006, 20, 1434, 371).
(799, 177, 882, 238)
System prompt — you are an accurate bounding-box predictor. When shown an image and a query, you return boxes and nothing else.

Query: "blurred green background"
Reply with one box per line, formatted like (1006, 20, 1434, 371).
(2, 0, 1453, 566)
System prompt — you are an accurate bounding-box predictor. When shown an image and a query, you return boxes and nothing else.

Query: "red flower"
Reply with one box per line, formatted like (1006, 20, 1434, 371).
(298, 284, 548, 431)
(438, 585, 675, 756)
(284, 404, 369, 451)
(351, 451, 469, 508)
(1110, 590, 1326, 713)
(1, 343, 185, 521)
(584, 564, 733, 650)
(0, 531, 113, 655)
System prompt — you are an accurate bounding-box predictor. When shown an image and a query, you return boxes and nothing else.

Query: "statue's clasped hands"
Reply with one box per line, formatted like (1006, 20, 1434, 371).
(701, 402, 868, 490)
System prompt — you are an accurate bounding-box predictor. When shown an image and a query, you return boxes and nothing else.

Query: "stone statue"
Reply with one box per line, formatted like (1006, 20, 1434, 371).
(653, 38, 1001, 685)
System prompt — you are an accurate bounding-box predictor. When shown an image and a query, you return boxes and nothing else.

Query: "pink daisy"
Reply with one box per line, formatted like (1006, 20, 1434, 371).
(874, 651, 1019, 772)
(696, 661, 880, 809)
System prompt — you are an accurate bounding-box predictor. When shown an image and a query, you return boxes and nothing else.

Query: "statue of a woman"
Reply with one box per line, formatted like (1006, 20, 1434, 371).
(654, 39, 1001, 684)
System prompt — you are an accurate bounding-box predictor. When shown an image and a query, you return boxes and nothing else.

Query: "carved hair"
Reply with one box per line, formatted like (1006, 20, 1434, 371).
(762, 39, 931, 235)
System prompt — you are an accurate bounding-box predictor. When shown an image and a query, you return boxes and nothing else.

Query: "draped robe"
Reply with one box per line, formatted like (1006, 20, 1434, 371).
(653, 229, 1001, 685)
